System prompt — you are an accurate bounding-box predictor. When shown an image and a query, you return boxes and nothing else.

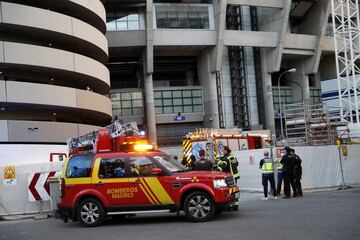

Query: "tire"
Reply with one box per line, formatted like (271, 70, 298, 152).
(183, 191, 215, 222)
(77, 198, 105, 227)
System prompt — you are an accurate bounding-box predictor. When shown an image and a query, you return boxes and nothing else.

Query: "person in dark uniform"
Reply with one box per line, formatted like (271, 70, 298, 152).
(280, 146, 296, 199)
(292, 148, 303, 197)
(193, 150, 212, 171)
(216, 146, 240, 210)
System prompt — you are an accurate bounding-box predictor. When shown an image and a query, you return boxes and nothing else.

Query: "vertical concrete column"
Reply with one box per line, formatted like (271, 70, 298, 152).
(144, 0, 157, 145)
(288, 61, 310, 104)
(261, 49, 276, 134)
(144, 72, 157, 145)
(198, 50, 220, 128)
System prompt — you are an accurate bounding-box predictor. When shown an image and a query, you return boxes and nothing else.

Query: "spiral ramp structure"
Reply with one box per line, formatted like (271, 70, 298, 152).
(0, 0, 112, 142)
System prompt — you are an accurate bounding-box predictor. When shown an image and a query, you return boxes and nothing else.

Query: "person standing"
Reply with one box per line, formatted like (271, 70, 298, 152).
(182, 154, 196, 170)
(216, 146, 240, 210)
(259, 151, 277, 200)
(275, 156, 284, 196)
(193, 150, 213, 171)
(281, 146, 296, 199)
(292, 149, 303, 197)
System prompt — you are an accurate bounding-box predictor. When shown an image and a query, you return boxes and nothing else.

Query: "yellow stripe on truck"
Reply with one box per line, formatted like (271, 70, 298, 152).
(143, 178, 174, 204)
(139, 183, 156, 205)
(139, 178, 161, 205)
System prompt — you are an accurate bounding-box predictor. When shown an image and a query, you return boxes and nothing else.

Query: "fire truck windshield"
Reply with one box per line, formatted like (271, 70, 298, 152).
(153, 155, 187, 173)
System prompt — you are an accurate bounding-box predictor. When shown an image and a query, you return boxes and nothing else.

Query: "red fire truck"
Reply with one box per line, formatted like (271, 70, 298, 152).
(58, 121, 239, 227)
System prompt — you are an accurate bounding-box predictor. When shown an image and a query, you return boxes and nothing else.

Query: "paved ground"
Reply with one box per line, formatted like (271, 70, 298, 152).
(0, 188, 359, 240)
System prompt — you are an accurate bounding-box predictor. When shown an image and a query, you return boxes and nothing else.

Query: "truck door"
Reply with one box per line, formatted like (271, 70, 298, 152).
(92, 157, 134, 207)
(128, 156, 170, 207)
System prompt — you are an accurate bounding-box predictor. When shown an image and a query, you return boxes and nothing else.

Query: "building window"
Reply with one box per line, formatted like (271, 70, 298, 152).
(310, 88, 321, 104)
(107, 11, 140, 31)
(155, 8, 210, 29)
(154, 89, 203, 114)
(272, 87, 293, 110)
(110, 90, 144, 117)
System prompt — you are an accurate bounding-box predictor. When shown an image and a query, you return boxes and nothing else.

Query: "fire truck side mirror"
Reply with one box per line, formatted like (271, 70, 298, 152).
(150, 168, 164, 176)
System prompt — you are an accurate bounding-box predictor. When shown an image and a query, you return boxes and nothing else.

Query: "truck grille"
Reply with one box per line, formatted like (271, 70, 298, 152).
(225, 177, 235, 187)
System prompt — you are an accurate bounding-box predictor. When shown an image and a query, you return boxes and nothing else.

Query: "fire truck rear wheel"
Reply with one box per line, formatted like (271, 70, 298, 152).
(77, 198, 105, 227)
(184, 191, 215, 222)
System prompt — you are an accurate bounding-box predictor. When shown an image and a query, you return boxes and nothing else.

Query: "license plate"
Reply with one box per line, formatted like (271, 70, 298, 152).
(235, 192, 240, 199)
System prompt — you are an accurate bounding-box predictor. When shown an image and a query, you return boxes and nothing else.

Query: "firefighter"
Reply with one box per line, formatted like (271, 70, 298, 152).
(259, 151, 277, 200)
(280, 146, 296, 199)
(292, 148, 303, 197)
(216, 146, 240, 210)
(193, 149, 212, 171)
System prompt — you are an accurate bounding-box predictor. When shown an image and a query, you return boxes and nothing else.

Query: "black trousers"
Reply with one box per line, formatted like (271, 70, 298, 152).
(284, 172, 296, 197)
(294, 177, 303, 196)
(262, 174, 276, 198)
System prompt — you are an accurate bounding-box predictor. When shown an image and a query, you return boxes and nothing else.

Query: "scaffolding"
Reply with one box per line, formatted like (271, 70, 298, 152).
(226, 5, 250, 129)
(331, 0, 360, 124)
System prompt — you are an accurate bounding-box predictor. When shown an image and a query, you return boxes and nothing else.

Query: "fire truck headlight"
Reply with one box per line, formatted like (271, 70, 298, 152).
(213, 179, 227, 188)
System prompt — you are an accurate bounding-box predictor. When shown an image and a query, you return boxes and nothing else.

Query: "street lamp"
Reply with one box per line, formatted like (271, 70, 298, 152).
(277, 68, 296, 141)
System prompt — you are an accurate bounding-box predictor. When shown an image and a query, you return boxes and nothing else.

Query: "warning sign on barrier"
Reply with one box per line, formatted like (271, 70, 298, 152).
(3, 165, 16, 186)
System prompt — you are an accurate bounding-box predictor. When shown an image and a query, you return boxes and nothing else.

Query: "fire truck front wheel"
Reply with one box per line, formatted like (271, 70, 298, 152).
(77, 198, 105, 227)
(183, 191, 215, 222)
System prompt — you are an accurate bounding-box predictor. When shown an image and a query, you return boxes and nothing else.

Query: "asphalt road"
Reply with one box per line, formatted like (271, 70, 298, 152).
(1, 188, 359, 240)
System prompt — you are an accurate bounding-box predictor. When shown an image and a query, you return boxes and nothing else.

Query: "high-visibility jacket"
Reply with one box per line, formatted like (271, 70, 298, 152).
(274, 158, 283, 172)
(216, 154, 240, 179)
(259, 157, 274, 174)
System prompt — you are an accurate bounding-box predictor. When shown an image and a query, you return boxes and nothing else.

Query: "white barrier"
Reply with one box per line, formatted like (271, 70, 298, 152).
(234, 145, 360, 191)
(0, 162, 62, 216)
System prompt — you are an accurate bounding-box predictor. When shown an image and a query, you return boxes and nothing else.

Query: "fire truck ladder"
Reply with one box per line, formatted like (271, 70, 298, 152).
(68, 121, 140, 150)
(226, 5, 250, 129)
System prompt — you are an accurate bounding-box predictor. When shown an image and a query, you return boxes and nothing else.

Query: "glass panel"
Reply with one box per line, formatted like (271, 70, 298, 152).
(173, 98, 182, 106)
(132, 92, 142, 99)
(155, 99, 163, 107)
(132, 107, 143, 115)
(122, 108, 132, 116)
(99, 158, 126, 178)
(112, 101, 121, 109)
(183, 98, 192, 105)
(113, 109, 121, 116)
(121, 92, 131, 100)
(128, 21, 140, 30)
(132, 99, 143, 107)
(122, 100, 131, 108)
(182, 90, 191, 97)
(174, 106, 183, 113)
(183, 105, 193, 113)
(155, 107, 163, 114)
(106, 21, 116, 31)
(127, 13, 139, 21)
(163, 91, 172, 98)
(163, 99, 172, 106)
(116, 21, 128, 30)
(192, 90, 202, 97)
(164, 106, 173, 114)
(110, 93, 120, 100)
(193, 97, 202, 105)
(129, 157, 156, 177)
(66, 155, 94, 178)
(172, 91, 182, 98)
(154, 91, 162, 99)
(193, 105, 203, 112)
